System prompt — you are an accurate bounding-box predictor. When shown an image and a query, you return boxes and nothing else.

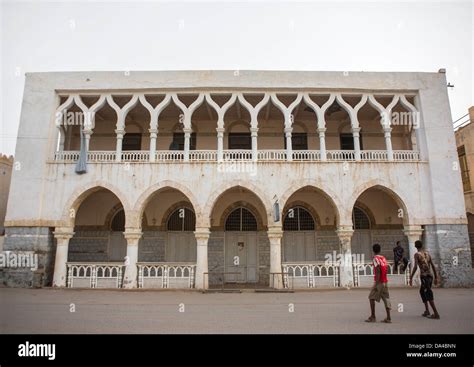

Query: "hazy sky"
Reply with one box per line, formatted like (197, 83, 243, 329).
(1, 0, 472, 155)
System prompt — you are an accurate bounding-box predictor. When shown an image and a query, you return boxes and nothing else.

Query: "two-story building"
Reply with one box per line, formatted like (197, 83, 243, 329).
(2, 70, 472, 289)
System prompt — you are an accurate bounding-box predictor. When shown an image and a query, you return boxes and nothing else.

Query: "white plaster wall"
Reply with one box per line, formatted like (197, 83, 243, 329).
(4, 70, 467, 228)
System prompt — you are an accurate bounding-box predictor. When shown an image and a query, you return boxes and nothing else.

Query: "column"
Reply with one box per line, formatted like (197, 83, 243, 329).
(149, 128, 158, 162)
(52, 228, 75, 287)
(403, 226, 423, 271)
(383, 126, 394, 161)
(352, 127, 361, 161)
(194, 228, 210, 289)
(336, 227, 354, 288)
(216, 127, 225, 162)
(284, 127, 293, 162)
(84, 129, 92, 152)
(115, 129, 125, 162)
(183, 127, 192, 162)
(268, 226, 284, 289)
(250, 127, 258, 162)
(318, 127, 327, 161)
(123, 230, 142, 288)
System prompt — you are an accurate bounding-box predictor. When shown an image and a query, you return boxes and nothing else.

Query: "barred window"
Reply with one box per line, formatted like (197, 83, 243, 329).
(167, 208, 196, 231)
(353, 207, 370, 229)
(111, 209, 125, 231)
(283, 207, 315, 231)
(225, 207, 257, 231)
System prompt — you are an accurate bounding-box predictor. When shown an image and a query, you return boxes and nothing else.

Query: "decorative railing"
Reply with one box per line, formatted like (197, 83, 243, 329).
(122, 151, 149, 161)
(360, 150, 388, 161)
(66, 262, 124, 288)
(257, 150, 286, 161)
(223, 150, 253, 161)
(155, 150, 184, 161)
(282, 262, 339, 289)
(326, 150, 356, 161)
(292, 150, 321, 161)
(137, 262, 196, 289)
(393, 150, 420, 161)
(53, 149, 421, 163)
(189, 150, 218, 161)
(352, 261, 410, 287)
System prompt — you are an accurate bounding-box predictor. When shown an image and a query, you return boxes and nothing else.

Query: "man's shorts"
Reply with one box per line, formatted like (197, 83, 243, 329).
(368, 282, 391, 309)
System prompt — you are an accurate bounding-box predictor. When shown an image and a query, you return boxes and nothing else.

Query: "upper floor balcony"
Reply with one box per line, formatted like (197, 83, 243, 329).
(51, 90, 422, 164)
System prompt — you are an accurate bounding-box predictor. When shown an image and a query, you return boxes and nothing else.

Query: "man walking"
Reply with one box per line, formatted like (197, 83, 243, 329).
(409, 240, 440, 319)
(366, 244, 391, 323)
(393, 241, 405, 271)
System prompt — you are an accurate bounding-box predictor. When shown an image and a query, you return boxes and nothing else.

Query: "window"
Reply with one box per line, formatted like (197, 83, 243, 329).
(340, 133, 363, 150)
(284, 133, 308, 150)
(283, 207, 315, 231)
(171, 133, 196, 150)
(122, 133, 142, 151)
(352, 207, 370, 230)
(225, 207, 257, 231)
(228, 133, 251, 150)
(458, 146, 471, 192)
(167, 208, 196, 231)
(111, 209, 125, 231)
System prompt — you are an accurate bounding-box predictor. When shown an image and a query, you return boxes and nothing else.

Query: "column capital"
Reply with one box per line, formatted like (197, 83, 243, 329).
(194, 228, 211, 241)
(403, 226, 423, 238)
(83, 128, 93, 136)
(53, 228, 75, 241)
(267, 226, 283, 239)
(115, 129, 125, 136)
(317, 127, 327, 134)
(123, 229, 142, 241)
(336, 227, 354, 240)
(149, 128, 158, 134)
(351, 127, 361, 133)
(284, 127, 293, 134)
(383, 126, 392, 134)
(216, 127, 225, 133)
(250, 127, 259, 133)
(183, 127, 193, 134)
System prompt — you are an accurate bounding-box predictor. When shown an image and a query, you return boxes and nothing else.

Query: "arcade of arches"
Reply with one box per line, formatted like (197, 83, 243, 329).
(58, 184, 419, 289)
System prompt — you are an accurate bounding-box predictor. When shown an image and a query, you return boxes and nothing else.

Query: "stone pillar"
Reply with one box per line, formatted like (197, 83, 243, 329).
(194, 228, 210, 289)
(183, 127, 192, 162)
(216, 127, 225, 162)
(336, 227, 354, 288)
(149, 128, 158, 162)
(318, 127, 327, 161)
(52, 228, 75, 287)
(284, 127, 293, 162)
(250, 127, 258, 162)
(122, 230, 142, 288)
(352, 127, 361, 161)
(268, 226, 284, 289)
(84, 129, 92, 152)
(115, 129, 125, 162)
(403, 226, 423, 271)
(383, 127, 394, 161)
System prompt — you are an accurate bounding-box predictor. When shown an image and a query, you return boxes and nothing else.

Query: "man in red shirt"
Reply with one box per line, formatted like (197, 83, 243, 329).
(366, 243, 392, 323)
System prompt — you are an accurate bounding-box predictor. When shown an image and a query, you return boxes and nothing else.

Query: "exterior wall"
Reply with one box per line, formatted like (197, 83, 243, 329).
(3, 70, 472, 287)
(0, 155, 13, 234)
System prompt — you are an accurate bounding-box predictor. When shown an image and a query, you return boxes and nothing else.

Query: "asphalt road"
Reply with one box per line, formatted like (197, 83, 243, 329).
(0, 287, 473, 334)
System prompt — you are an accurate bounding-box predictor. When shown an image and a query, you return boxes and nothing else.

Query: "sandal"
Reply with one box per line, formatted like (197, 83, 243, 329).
(365, 316, 376, 323)
(422, 311, 430, 317)
(382, 318, 392, 323)
(428, 314, 440, 319)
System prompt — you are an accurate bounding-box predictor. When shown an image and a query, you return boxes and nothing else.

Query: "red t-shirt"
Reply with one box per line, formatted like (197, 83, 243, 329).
(373, 255, 388, 283)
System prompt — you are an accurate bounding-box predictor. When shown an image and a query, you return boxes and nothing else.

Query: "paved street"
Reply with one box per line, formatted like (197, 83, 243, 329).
(0, 287, 473, 334)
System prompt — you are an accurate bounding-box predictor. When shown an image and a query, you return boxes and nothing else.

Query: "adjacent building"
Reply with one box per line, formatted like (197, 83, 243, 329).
(2, 70, 472, 289)
(455, 106, 474, 266)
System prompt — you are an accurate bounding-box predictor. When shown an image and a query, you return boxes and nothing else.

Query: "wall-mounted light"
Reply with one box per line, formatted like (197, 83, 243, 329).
(273, 195, 280, 222)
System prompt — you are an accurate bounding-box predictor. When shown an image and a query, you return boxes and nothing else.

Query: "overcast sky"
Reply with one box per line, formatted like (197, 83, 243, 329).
(1, 0, 472, 155)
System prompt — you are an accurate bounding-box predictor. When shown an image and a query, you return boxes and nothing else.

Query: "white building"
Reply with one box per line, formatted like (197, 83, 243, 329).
(2, 70, 472, 289)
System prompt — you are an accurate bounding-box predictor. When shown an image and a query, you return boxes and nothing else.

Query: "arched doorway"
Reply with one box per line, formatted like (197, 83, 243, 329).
(166, 207, 197, 262)
(351, 206, 372, 261)
(282, 206, 316, 261)
(224, 207, 258, 283)
(109, 208, 127, 261)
